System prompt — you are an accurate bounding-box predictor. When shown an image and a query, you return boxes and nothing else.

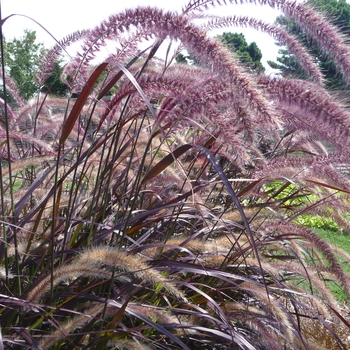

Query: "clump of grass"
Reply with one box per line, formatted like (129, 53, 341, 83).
(1, 0, 350, 349)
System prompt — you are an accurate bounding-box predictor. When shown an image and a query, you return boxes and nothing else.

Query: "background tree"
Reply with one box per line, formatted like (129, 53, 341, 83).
(2, 30, 69, 100)
(268, 0, 350, 89)
(217, 32, 264, 72)
(3, 30, 46, 100)
(42, 60, 69, 96)
(177, 32, 264, 72)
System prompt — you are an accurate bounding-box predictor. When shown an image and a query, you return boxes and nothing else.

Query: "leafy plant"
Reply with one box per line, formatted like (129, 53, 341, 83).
(1, 1, 350, 349)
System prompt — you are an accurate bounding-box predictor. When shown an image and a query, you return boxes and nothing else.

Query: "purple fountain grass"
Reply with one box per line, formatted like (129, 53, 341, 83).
(254, 153, 350, 192)
(276, 0, 350, 84)
(270, 222, 350, 298)
(27, 246, 185, 304)
(0, 129, 57, 158)
(0, 98, 17, 125)
(205, 15, 324, 85)
(37, 30, 90, 86)
(188, 0, 350, 84)
(0, 73, 25, 107)
(55, 7, 276, 125)
(273, 261, 338, 307)
(99, 66, 267, 170)
(2, 1, 350, 348)
(258, 76, 350, 151)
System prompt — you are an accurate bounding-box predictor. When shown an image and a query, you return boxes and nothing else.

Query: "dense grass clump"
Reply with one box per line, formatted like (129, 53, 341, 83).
(1, 0, 350, 349)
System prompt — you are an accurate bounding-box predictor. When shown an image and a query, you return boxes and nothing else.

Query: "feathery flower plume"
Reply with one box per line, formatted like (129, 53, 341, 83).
(37, 30, 89, 86)
(0, 73, 25, 107)
(39, 303, 103, 349)
(27, 264, 111, 303)
(188, 0, 350, 83)
(205, 15, 324, 85)
(27, 246, 185, 303)
(271, 222, 350, 298)
(269, 0, 350, 84)
(80, 7, 276, 124)
(258, 76, 350, 151)
(78, 246, 185, 300)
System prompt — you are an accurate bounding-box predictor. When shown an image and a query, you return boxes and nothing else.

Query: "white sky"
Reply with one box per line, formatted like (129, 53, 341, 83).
(1, 0, 282, 69)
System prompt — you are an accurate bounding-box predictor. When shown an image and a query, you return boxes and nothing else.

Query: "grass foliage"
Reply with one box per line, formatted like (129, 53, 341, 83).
(1, 0, 350, 349)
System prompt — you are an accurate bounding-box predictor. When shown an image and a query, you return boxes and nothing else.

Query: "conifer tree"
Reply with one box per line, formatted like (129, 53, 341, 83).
(268, 0, 350, 89)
